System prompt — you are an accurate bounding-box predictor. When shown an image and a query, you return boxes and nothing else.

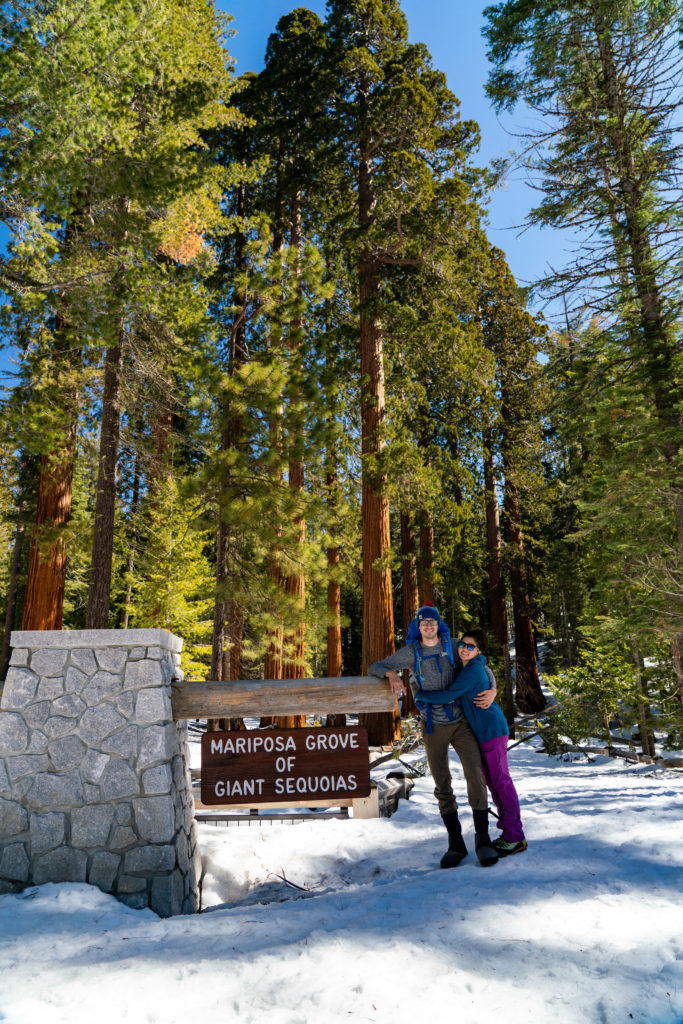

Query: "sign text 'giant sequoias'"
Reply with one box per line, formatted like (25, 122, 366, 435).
(201, 726, 371, 805)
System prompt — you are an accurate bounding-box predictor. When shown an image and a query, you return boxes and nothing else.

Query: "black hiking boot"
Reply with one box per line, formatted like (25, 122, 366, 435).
(440, 810, 468, 868)
(473, 808, 499, 867)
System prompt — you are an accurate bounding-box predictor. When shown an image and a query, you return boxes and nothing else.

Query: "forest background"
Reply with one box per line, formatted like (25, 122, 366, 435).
(0, 0, 681, 751)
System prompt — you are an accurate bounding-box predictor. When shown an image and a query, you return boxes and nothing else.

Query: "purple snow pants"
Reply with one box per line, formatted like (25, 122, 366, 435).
(479, 734, 525, 843)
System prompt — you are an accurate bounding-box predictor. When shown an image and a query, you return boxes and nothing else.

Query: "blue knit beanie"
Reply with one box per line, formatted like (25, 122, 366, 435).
(416, 602, 440, 623)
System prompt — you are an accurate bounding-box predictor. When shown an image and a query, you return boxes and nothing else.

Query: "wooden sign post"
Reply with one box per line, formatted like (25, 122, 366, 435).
(201, 725, 371, 806)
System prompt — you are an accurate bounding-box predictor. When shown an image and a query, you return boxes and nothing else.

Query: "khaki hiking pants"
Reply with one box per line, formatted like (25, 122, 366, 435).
(422, 717, 488, 817)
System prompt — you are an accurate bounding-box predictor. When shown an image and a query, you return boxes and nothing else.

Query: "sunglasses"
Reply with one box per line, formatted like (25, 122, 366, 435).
(457, 641, 478, 651)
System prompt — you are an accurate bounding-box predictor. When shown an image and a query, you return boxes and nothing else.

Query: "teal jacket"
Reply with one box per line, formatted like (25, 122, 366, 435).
(416, 654, 508, 743)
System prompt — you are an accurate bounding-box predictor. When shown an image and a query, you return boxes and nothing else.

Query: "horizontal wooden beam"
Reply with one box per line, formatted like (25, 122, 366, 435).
(171, 676, 395, 720)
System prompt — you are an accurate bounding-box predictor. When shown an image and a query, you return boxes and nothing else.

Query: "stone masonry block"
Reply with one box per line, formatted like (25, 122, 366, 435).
(71, 804, 114, 847)
(100, 761, 139, 801)
(11, 629, 181, 651)
(1, 668, 38, 710)
(81, 750, 109, 783)
(94, 648, 128, 673)
(124, 844, 176, 874)
(43, 716, 76, 740)
(31, 648, 68, 677)
(7, 754, 49, 780)
(78, 706, 126, 745)
(135, 687, 171, 725)
(142, 764, 173, 796)
(176, 829, 190, 874)
(115, 692, 135, 718)
(27, 731, 49, 754)
(88, 851, 120, 892)
(128, 648, 146, 661)
(100, 726, 138, 759)
(133, 796, 175, 843)
(69, 649, 98, 676)
(110, 826, 136, 849)
(116, 803, 132, 825)
(0, 843, 30, 882)
(0, 797, 28, 837)
(0, 713, 29, 754)
(118, 874, 148, 894)
(48, 735, 87, 772)
(29, 770, 84, 809)
(82, 672, 123, 706)
(124, 659, 163, 690)
(37, 678, 64, 701)
(51, 694, 86, 719)
(29, 811, 66, 854)
(33, 846, 87, 885)
(22, 701, 50, 729)
(138, 725, 176, 769)
(150, 871, 184, 918)
(64, 666, 90, 693)
(0, 760, 9, 796)
(9, 649, 28, 667)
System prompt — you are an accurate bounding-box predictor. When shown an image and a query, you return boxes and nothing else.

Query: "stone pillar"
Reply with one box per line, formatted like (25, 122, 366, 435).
(0, 629, 200, 917)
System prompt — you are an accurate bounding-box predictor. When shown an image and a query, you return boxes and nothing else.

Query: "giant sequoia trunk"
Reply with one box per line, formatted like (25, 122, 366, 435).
(357, 238, 399, 744)
(210, 197, 248, 731)
(356, 168, 399, 742)
(86, 334, 124, 628)
(22, 443, 76, 631)
(279, 198, 307, 728)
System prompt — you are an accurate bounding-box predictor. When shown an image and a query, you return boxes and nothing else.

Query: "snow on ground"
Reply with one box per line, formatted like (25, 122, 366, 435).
(1, 744, 682, 1024)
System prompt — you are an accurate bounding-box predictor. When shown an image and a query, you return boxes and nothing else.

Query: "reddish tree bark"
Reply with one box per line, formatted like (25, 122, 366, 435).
(22, 431, 77, 631)
(280, 198, 307, 729)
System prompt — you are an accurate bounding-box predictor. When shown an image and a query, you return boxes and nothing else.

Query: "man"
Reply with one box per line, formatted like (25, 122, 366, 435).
(368, 603, 499, 867)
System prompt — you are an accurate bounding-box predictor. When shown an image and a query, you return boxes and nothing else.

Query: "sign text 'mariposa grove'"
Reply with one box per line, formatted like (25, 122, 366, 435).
(200, 726, 371, 805)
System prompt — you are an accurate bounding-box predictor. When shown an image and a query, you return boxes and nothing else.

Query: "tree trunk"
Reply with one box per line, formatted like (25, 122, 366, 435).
(672, 635, 683, 714)
(211, 191, 248, 731)
(399, 511, 418, 717)
(0, 519, 25, 678)
(86, 334, 124, 628)
(280, 196, 307, 728)
(418, 520, 436, 606)
(121, 449, 140, 630)
(504, 474, 545, 713)
(483, 423, 514, 729)
(22, 431, 77, 631)
(357, 248, 398, 742)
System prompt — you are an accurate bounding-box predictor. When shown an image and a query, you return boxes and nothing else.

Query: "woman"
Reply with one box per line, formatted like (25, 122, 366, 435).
(455, 627, 527, 856)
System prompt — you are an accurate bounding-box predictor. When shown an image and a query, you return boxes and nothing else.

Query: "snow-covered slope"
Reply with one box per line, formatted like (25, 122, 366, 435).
(1, 745, 681, 1024)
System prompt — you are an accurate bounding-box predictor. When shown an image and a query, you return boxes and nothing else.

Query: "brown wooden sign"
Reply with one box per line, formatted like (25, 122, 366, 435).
(201, 726, 371, 806)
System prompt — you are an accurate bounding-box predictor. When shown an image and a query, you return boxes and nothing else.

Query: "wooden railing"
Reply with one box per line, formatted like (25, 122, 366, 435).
(170, 675, 394, 721)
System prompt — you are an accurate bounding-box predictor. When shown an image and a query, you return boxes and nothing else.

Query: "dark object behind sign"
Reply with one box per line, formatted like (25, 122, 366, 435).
(201, 726, 371, 805)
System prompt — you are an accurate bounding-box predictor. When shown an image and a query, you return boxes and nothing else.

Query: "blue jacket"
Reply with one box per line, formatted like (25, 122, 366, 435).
(415, 654, 508, 742)
(457, 655, 509, 742)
